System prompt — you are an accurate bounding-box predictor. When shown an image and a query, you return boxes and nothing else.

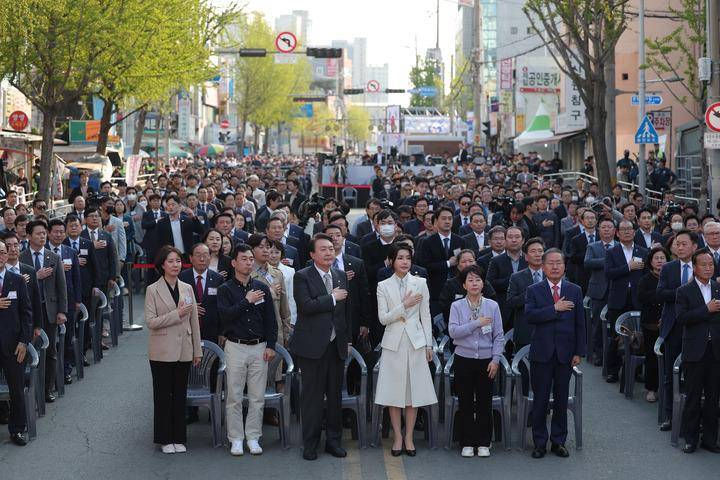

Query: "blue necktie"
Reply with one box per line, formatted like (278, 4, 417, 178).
(443, 237, 450, 256)
(533, 271, 541, 284)
(588, 234, 595, 244)
(681, 264, 690, 285)
(34, 252, 45, 301)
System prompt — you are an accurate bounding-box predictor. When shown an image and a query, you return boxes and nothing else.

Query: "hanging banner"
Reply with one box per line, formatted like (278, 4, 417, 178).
(563, 61, 586, 130)
(518, 63, 561, 93)
(500, 58, 513, 91)
(125, 154, 143, 187)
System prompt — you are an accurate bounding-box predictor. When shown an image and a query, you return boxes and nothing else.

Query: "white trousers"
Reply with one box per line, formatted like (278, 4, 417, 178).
(225, 341, 268, 442)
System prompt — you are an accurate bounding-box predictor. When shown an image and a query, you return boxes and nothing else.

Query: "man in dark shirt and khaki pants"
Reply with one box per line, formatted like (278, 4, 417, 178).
(218, 244, 277, 457)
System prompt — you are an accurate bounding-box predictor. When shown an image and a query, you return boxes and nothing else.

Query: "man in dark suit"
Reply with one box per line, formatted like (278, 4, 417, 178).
(525, 248, 585, 459)
(417, 206, 465, 317)
(674, 249, 720, 453)
(0, 239, 33, 445)
(477, 226, 507, 276)
(657, 229, 698, 430)
(634, 208, 662, 249)
(285, 179, 306, 214)
(604, 219, 649, 383)
(3, 232, 41, 337)
(583, 218, 617, 364)
(532, 195, 561, 248)
(561, 206, 587, 283)
(68, 171, 96, 204)
(255, 190, 283, 233)
(486, 226, 527, 330)
(452, 193, 473, 233)
(461, 212, 490, 256)
(506, 237, 545, 350)
(140, 193, 166, 264)
(291, 234, 351, 461)
(402, 197, 430, 238)
(47, 219, 81, 385)
(372, 145, 386, 165)
(266, 216, 300, 269)
(353, 199, 383, 240)
(81, 208, 117, 291)
(155, 194, 205, 260)
(568, 209, 598, 294)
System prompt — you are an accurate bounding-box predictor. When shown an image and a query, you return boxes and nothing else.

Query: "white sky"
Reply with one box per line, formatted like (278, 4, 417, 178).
(212, 0, 459, 102)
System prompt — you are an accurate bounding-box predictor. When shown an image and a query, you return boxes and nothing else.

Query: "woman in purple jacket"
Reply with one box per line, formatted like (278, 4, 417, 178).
(448, 265, 505, 458)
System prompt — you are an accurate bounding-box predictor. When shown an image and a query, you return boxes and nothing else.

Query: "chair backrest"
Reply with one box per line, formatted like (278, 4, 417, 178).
(342, 187, 357, 199)
(505, 328, 514, 345)
(77, 303, 89, 324)
(437, 335, 450, 356)
(108, 281, 121, 299)
(267, 344, 295, 388)
(343, 346, 367, 392)
(511, 345, 533, 395)
(582, 296, 591, 309)
(672, 353, 683, 373)
(34, 329, 49, 351)
(614, 311, 641, 335)
(600, 305, 608, 323)
(653, 336, 664, 357)
(432, 314, 446, 334)
(188, 340, 225, 390)
(93, 289, 108, 310)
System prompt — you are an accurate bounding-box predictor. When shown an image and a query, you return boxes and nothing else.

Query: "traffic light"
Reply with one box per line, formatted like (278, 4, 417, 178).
(343, 88, 364, 95)
(238, 49, 267, 57)
(385, 89, 405, 93)
(292, 96, 327, 103)
(306, 48, 342, 58)
(482, 121, 491, 137)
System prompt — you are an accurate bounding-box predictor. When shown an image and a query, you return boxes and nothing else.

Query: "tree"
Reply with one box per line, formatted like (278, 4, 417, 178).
(346, 105, 371, 147)
(409, 56, 444, 107)
(0, 0, 108, 201)
(291, 103, 334, 155)
(523, 0, 630, 194)
(645, 0, 707, 211)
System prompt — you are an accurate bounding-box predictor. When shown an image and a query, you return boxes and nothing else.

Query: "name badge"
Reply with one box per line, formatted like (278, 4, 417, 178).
(63, 258, 72, 266)
(481, 325, 492, 335)
(7, 291, 17, 300)
(286, 258, 294, 266)
(80, 249, 88, 256)
(254, 298, 265, 305)
(453, 248, 461, 256)
(207, 287, 217, 296)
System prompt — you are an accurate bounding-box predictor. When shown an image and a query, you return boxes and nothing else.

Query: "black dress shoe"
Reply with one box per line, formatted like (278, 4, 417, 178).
(83, 357, 91, 367)
(682, 443, 697, 453)
(325, 444, 347, 458)
(10, 432, 27, 446)
(700, 443, 720, 453)
(64, 374, 73, 385)
(302, 450, 318, 461)
(659, 420, 672, 431)
(102, 344, 109, 351)
(531, 447, 546, 458)
(45, 392, 56, 403)
(551, 443, 570, 457)
(593, 358, 602, 367)
(606, 374, 619, 383)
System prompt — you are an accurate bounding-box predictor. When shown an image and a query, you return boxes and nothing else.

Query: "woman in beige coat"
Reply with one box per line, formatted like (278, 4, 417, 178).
(145, 246, 202, 454)
(374, 243, 437, 456)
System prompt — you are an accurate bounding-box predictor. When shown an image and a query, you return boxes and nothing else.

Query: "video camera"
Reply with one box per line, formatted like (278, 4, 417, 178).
(297, 192, 326, 228)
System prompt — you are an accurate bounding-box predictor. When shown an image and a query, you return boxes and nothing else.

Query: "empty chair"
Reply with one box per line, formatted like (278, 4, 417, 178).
(443, 353, 513, 451)
(186, 340, 226, 448)
(670, 354, 685, 447)
(242, 344, 294, 449)
(73, 304, 89, 380)
(0, 343, 39, 440)
(32, 329, 49, 417)
(55, 324, 66, 397)
(341, 187, 358, 208)
(90, 289, 108, 363)
(432, 314, 447, 338)
(341, 347, 367, 448)
(654, 337, 665, 423)
(512, 345, 583, 450)
(582, 296, 594, 364)
(614, 311, 644, 399)
(600, 305, 609, 377)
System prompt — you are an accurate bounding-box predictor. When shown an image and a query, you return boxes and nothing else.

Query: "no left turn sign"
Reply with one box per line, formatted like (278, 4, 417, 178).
(275, 31, 297, 53)
(706, 102, 720, 133)
(366, 80, 380, 93)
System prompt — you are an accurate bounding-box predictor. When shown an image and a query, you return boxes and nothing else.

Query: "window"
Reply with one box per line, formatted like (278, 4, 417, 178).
(510, 27, 518, 35)
(622, 73, 629, 80)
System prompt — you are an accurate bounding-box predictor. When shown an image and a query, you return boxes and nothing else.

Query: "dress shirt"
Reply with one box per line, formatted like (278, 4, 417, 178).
(641, 229, 653, 247)
(6, 262, 20, 275)
(30, 247, 45, 269)
(218, 276, 277, 348)
(530, 268, 544, 283)
(333, 253, 345, 272)
(509, 253, 522, 273)
(152, 209, 162, 221)
(585, 230, 597, 243)
(254, 263, 273, 283)
(680, 260, 694, 284)
(547, 279, 563, 294)
(621, 243, 634, 264)
(193, 269, 207, 294)
(314, 263, 337, 342)
(696, 278, 711, 303)
(87, 228, 101, 243)
(170, 217, 184, 253)
(474, 232, 485, 247)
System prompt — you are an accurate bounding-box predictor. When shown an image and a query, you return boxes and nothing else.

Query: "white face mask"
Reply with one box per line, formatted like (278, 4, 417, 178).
(138, 200, 148, 208)
(379, 224, 395, 237)
(585, 196, 596, 205)
(671, 222, 684, 231)
(126, 194, 137, 202)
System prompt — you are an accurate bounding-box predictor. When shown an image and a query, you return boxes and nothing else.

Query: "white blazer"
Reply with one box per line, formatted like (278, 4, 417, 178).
(376, 274, 433, 352)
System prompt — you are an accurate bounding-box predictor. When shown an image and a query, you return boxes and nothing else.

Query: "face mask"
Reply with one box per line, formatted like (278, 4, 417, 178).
(379, 224, 395, 237)
(571, 195, 578, 202)
(127, 194, 137, 202)
(384, 183, 391, 190)
(585, 196, 596, 204)
(139, 200, 148, 208)
(671, 222, 683, 231)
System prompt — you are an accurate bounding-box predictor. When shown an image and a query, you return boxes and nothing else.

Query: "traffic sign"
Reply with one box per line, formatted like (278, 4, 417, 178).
(275, 31, 297, 53)
(634, 115, 659, 144)
(409, 86, 438, 97)
(220, 118, 230, 129)
(8, 111, 28, 131)
(274, 54, 298, 64)
(705, 102, 720, 132)
(366, 80, 380, 93)
(631, 95, 663, 106)
(647, 110, 671, 131)
(704, 132, 720, 149)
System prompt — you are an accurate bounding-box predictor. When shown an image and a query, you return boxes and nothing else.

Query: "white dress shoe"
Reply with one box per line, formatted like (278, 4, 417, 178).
(461, 446, 475, 457)
(173, 444, 187, 453)
(230, 440, 244, 456)
(247, 439, 263, 455)
(161, 444, 176, 454)
(477, 446, 491, 457)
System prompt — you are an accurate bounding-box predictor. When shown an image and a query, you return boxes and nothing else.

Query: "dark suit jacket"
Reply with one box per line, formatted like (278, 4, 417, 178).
(156, 214, 205, 256)
(68, 185, 96, 204)
(403, 218, 423, 238)
(605, 243, 649, 310)
(290, 266, 351, 360)
(361, 239, 393, 291)
(140, 209, 167, 255)
(338, 254, 370, 337)
(344, 240, 362, 259)
(179, 268, 225, 343)
(80, 229, 117, 283)
(48, 243, 82, 312)
(19, 248, 68, 323)
(64, 236, 100, 299)
(285, 192, 306, 214)
(634, 229, 662, 250)
(525, 280, 586, 364)
(360, 231, 379, 246)
(11, 263, 42, 330)
(658, 260, 685, 338)
(355, 220, 373, 241)
(569, 232, 594, 292)
(674, 279, 720, 362)
(486, 252, 528, 307)
(417, 233, 465, 300)
(584, 240, 613, 300)
(507, 268, 541, 346)
(462, 231, 489, 256)
(0, 270, 32, 355)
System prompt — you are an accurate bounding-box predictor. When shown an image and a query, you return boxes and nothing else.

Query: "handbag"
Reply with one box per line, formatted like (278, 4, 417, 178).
(619, 324, 644, 355)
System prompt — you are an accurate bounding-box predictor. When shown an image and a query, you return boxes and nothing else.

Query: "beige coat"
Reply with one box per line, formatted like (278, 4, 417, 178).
(145, 278, 202, 362)
(251, 265, 291, 347)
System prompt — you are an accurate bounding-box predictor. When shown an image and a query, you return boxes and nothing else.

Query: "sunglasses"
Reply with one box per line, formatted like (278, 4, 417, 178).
(36, 205, 47, 210)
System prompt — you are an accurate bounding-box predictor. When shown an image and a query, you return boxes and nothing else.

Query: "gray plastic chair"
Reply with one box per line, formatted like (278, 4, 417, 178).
(342, 186, 358, 208)
(582, 296, 594, 364)
(600, 304, 609, 377)
(55, 324, 66, 397)
(186, 340, 226, 448)
(670, 353, 685, 447)
(241, 344, 294, 449)
(432, 314, 447, 337)
(107, 281, 121, 347)
(614, 311, 644, 398)
(90, 289, 108, 363)
(0, 343, 39, 439)
(512, 345, 583, 450)
(115, 276, 125, 337)
(370, 349, 442, 449)
(654, 336, 665, 423)
(74, 304, 89, 380)
(342, 347, 368, 448)
(32, 329, 49, 417)
(443, 353, 513, 451)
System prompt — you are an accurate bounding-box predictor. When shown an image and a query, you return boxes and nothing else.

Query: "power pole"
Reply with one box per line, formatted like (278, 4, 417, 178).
(606, 51, 617, 179)
(708, 0, 720, 214)
(637, 0, 647, 194)
(450, 54, 455, 136)
(472, 0, 484, 149)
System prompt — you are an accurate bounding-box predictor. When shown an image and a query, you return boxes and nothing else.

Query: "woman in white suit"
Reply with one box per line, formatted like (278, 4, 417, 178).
(375, 243, 437, 456)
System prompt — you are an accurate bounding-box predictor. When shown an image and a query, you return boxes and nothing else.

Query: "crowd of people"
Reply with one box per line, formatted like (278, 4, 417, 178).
(0, 150, 717, 461)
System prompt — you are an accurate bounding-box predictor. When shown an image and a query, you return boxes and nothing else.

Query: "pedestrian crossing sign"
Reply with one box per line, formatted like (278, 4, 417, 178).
(634, 115, 659, 144)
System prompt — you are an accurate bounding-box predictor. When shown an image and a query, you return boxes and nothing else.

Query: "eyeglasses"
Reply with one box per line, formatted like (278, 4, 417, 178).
(460, 202, 470, 206)
(36, 205, 47, 210)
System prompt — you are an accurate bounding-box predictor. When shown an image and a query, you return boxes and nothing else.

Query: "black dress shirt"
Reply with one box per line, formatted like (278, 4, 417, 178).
(217, 276, 277, 349)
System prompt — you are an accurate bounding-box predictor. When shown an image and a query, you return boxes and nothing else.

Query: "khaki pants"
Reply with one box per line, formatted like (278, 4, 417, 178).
(225, 341, 268, 442)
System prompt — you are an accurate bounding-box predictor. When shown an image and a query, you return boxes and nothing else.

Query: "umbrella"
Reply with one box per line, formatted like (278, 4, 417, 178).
(514, 101, 554, 147)
(195, 144, 225, 157)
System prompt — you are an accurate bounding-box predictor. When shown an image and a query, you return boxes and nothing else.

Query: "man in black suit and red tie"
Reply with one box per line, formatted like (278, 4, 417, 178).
(673, 249, 720, 454)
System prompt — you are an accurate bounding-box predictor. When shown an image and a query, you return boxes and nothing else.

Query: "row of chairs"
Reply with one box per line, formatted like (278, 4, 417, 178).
(0, 288, 113, 441)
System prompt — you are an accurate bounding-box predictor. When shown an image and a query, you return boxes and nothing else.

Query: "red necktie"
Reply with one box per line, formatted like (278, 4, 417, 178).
(552, 285, 560, 303)
(195, 275, 203, 303)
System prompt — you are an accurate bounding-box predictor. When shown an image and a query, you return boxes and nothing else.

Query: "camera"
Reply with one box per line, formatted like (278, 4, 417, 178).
(297, 192, 326, 227)
(663, 202, 683, 223)
(489, 195, 513, 215)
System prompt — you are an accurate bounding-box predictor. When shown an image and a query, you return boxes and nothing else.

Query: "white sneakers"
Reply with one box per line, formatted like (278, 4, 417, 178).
(646, 391, 658, 403)
(477, 446, 491, 457)
(230, 440, 244, 456)
(161, 444, 175, 454)
(461, 446, 474, 457)
(247, 439, 263, 455)
(173, 444, 187, 453)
